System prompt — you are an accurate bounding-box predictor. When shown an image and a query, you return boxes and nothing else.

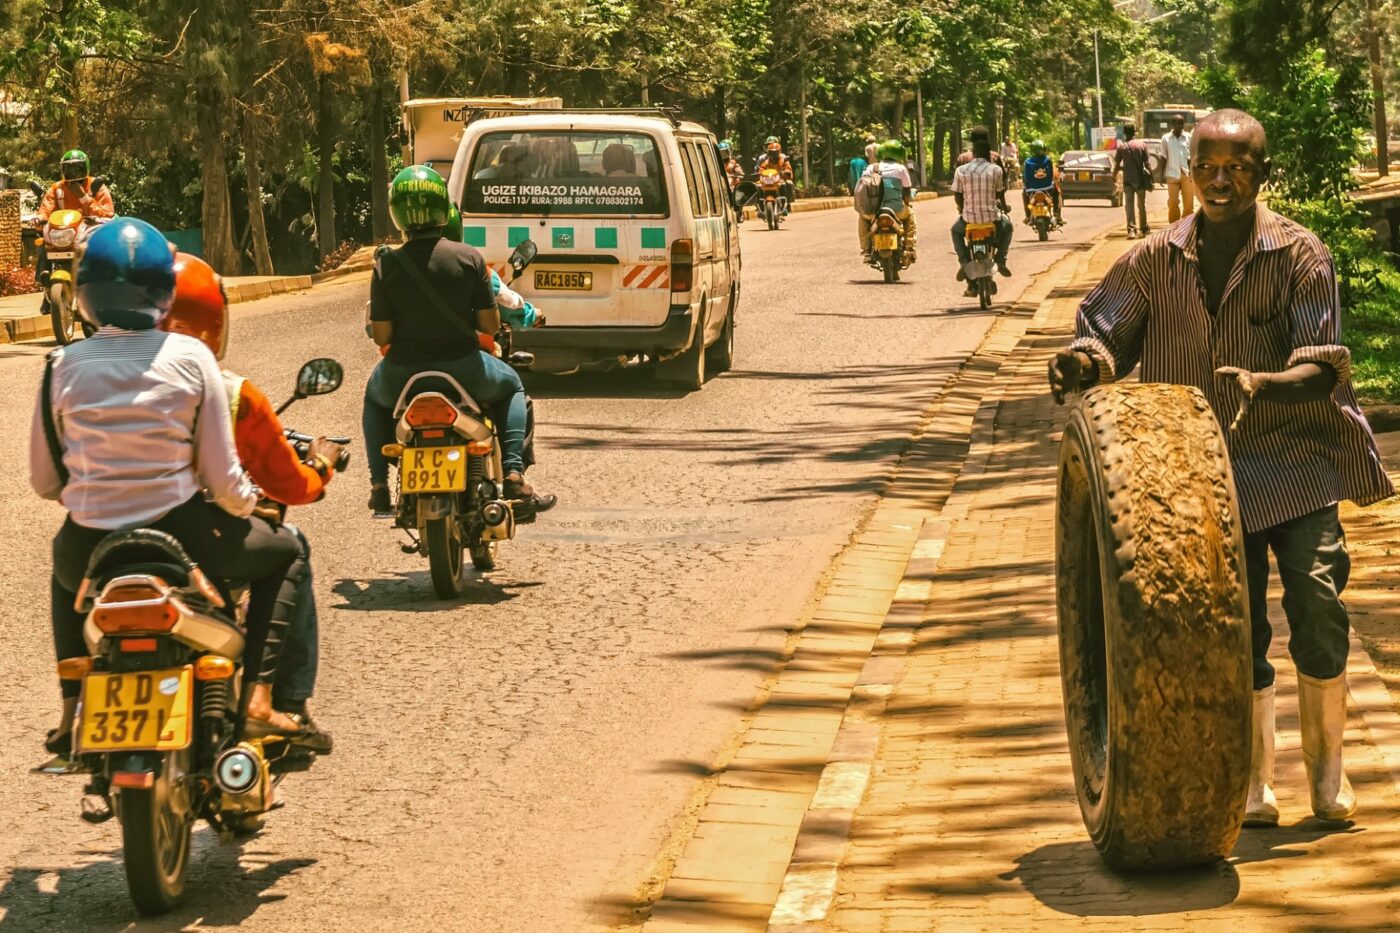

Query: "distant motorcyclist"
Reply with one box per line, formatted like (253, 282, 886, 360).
(37, 149, 114, 223)
(857, 139, 918, 264)
(363, 165, 555, 517)
(951, 128, 1013, 292)
(160, 253, 340, 751)
(1021, 139, 1064, 226)
(719, 139, 745, 190)
(754, 137, 796, 214)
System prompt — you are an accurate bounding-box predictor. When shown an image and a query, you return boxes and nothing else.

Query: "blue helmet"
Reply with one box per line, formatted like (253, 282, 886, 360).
(77, 217, 176, 329)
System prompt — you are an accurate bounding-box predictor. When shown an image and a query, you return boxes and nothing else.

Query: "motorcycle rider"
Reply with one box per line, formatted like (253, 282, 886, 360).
(754, 137, 795, 214)
(719, 139, 745, 190)
(37, 149, 115, 223)
(30, 218, 307, 757)
(1021, 139, 1064, 226)
(363, 165, 556, 517)
(951, 128, 1014, 292)
(159, 252, 340, 751)
(857, 139, 918, 265)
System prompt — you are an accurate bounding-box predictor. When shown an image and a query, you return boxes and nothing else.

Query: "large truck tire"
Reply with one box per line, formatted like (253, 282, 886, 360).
(1055, 383, 1252, 870)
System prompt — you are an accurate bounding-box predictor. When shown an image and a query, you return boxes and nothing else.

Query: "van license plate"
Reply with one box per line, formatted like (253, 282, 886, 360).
(78, 667, 194, 752)
(401, 446, 469, 494)
(535, 271, 593, 291)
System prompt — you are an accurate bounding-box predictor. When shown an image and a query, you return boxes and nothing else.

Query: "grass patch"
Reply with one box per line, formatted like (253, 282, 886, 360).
(1346, 262, 1400, 405)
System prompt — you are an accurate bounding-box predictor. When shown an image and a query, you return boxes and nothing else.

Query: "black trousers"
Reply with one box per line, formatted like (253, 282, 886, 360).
(51, 497, 301, 699)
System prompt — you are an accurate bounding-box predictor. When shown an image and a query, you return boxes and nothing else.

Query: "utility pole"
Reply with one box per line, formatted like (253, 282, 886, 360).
(798, 35, 810, 191)
(915, 84, 927, 187)
(1365, 0, 1390, 176)
(1093, 29, 1104, 139)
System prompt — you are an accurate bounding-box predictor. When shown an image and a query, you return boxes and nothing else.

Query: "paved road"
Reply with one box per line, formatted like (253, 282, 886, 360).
(0, 192, 1143, 931)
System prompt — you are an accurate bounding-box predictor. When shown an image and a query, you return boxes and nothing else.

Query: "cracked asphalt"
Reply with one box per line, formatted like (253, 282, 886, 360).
(0, 192, 1137, 931)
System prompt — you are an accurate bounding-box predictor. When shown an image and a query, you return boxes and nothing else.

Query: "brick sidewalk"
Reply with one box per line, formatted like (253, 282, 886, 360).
(815, 237, 1400, 930)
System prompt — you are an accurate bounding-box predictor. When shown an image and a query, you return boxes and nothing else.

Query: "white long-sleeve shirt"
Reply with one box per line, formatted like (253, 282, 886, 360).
(30, 326, 256, 529)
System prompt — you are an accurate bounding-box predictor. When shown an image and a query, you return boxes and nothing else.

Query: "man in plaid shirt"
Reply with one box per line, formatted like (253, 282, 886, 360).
(951, 128, 1013, 293)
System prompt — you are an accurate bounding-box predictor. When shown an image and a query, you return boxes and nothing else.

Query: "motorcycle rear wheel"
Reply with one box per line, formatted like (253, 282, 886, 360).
(880, 252, 898, 283)
(1037, 219, 1050, 242)
(425, 516, 465, 598)
(120, 771, 193, 915)
(978, 279, 992, 309)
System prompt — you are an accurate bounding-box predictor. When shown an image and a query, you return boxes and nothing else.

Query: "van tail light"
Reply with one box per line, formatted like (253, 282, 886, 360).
(405, 396, 458, 429)
(670, 238, 694, 296)
(92, 581, 181, 634)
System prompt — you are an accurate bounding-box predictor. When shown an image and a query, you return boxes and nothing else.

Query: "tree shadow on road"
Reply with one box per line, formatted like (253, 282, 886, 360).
(0, 838, 315, 931)
(330, 572, 541, 611)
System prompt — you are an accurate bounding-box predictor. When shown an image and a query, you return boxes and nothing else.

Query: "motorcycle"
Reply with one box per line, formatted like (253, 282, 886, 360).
(36, 358, 347, 915)
(1026, 189, 1062, 242)
(756, 167, 787, 230)
(962, 222, 1000, 310)
(381, 240, 541, 599)
(29, 178, 108, 345)
(868, 207, 909, 284)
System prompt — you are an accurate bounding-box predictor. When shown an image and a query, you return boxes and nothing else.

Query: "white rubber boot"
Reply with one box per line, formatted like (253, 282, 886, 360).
(1297, 671, 1356, 820)
(1243, 686, 1278, 827)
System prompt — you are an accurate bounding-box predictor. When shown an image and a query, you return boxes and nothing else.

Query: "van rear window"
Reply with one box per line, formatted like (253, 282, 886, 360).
(463, 130, 668, 216)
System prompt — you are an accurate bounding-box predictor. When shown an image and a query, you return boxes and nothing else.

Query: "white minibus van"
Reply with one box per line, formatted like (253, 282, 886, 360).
(446, 111, 743, 388)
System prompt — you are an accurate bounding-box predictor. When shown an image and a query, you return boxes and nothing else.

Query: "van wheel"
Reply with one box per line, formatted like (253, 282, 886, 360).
(658, 304, 707, 390)
(706, 303, 734, 373)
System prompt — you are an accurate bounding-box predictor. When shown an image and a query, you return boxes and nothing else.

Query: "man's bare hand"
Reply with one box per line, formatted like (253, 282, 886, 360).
(307, 437, 345, 471)
(1049, 349, 1093, 404)
(1215, 366, 1270, 431)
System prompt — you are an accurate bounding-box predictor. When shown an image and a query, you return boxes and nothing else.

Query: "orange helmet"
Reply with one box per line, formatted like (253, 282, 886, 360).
(162, 253, 227, 359)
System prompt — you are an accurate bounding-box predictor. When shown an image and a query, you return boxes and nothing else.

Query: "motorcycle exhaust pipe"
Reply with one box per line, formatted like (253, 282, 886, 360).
(214, 745, 262, 795)
(482, 501, 509, 527)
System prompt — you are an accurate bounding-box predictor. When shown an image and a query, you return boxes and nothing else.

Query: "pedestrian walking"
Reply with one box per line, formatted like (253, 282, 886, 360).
(1161, 114, 1194, 223)
(1112, 122, 1154, 238)
(847, 145, 869, 193)
(1049, 109, 1395, 827)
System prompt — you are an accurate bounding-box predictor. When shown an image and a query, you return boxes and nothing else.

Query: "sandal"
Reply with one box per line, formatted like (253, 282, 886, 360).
(45, 728, 73, 758)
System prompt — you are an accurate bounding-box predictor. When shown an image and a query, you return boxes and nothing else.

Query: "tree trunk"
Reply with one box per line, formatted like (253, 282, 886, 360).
(825, 119, 835, 190)
(370, 81, 391, 242)
(1365, 0, 1390, 175)
(60, 60, 80, 151)
(714, 86, 727, 141)
(891, 92, 906, 138)
(241, 113, 275, 275)
(196, 83, 238, 274)
(914, 85, 927, 187)
(951, 114, 962, 164)
(798, 35, 810, 191)
(316, 75, 338, 260)
(933, 120, 946, 181)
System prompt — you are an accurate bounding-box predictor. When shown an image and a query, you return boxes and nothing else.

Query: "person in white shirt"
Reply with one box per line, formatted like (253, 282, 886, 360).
(951, 128, 1014, 291)
(30, 218, 306, 757)
(1161, 113, 1194, 223)
(856, 139, 919, 263)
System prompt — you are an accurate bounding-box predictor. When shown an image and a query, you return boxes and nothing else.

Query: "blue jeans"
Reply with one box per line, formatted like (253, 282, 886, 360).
(363, 353, 528, 485)
(1245, 504, 1352, 690)
(951, 215, 1012, 266)
(274, 533, 318, 709)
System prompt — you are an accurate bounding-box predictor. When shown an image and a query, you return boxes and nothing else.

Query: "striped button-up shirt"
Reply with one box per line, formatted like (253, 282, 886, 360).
(1070, 206, 1394, 533)
(952, 158, 1005, 224)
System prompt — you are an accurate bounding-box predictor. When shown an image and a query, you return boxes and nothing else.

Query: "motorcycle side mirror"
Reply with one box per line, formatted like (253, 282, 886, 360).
(29, 180, 45, 198)
(507, 238, 537, 279)
(296, 358, 343, 398)
(731, 181, 758, 212)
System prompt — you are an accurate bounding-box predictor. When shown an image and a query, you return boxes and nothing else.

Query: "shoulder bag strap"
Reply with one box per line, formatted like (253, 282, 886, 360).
(382, 246, 482, 343)
(41, 353, 69, 486)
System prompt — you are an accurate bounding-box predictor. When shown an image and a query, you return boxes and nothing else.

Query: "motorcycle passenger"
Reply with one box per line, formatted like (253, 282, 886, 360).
(719, 139, 745, 190)
(160, 253, 341, 751)
(362, 165, 556, 517)
(30, 218, 306, 757)
(857, 139, 918, 264)
(754, 137, 795, 214)
(951, 128, 1014, 293)
(1021, 139, 1064, 226)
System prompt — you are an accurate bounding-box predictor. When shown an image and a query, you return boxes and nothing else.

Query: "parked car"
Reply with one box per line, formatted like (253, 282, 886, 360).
(1059, 150, 1122, 207)
(447, 110, 742, 389)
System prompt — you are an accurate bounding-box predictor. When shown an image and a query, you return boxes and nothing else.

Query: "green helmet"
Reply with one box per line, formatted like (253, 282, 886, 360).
(60, 149, 90, 181)
(1031, 138, 1047, 155)
(719, 138, 734, 152)
(765, 135, 780, 145)
(444, 203, 464, 243)
(878, 139, 905, 162)
(389, 165, 451, 234)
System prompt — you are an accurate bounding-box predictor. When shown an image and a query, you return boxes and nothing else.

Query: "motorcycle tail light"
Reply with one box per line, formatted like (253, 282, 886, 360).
(876, 214, 897, 231)
(92, 582, 180, 634)
(405, 396, 458, 428)
(195, 655, 236, 680)
(669, 238, 694, 295)
(119, 638, 158, 653)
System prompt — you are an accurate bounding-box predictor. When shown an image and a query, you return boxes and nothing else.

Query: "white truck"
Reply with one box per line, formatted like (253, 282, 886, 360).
(401, 96, 563, 176)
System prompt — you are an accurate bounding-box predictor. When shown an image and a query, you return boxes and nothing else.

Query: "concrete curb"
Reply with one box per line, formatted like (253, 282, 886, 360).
(631, 234, 1111, 933)
(742, 190, 938, 221)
